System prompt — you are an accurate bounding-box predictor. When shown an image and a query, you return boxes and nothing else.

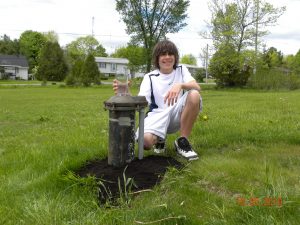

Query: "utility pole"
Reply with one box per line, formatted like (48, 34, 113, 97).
(92, 16, 95, 37)
(253, 0, 259, 75)
(205, 43, 209, 83)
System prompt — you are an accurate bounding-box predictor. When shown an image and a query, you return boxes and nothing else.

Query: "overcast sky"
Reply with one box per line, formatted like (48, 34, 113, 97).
(0, 0, 299, 65)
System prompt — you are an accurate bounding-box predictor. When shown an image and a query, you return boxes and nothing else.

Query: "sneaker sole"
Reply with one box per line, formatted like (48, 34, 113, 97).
(176, 152, 199, 161)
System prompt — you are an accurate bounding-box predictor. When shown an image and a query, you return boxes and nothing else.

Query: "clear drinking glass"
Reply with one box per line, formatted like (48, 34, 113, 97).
(115, 73, 129, 96)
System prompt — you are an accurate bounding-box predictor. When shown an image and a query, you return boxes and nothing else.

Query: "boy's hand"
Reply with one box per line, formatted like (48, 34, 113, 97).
(164, 83, 182, 106)
(112, 79, 120, 95)
(112, 79, 131, 96)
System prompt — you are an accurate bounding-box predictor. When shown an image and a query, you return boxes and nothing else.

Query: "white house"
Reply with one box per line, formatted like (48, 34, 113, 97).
(0, 55, 29, 80)
(95, 57, 130, 77)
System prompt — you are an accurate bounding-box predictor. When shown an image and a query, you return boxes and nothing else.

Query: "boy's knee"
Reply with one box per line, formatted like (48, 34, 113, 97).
(143, 133, 157, 150)
(187, 90, 201, 106)
(143, 139, 152, 150)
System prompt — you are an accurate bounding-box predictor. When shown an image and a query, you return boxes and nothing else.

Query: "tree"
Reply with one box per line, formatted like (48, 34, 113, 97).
(36, 41, 68, 81)
(280, 51, 300, 75)
(111, 45, 147, 77)
(291, 50, 300, 75)
(283, 54, 295, 70)
(0, 34, 20, 55)
(205, 0, 285, 87)
(43, 31, 59, 43)
(116, 0, 190, 72)
(207, 0, 286, 53)
(261, 47, 283, 69)
(81, 53, 101, 86)
(19, 30, 47, 73)
(210, 3, 239, 49)
(65, 35, 107, 66)
(180, 54, 197, 65)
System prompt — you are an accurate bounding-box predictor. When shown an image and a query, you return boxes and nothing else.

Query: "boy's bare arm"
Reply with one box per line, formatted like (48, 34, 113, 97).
(164, 80, 200, 106)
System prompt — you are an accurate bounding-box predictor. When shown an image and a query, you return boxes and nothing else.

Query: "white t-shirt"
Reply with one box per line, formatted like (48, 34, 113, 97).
(138, 65, 195, 111)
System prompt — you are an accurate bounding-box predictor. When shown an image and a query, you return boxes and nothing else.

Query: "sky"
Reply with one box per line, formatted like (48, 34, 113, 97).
(0, 0, 299, 66)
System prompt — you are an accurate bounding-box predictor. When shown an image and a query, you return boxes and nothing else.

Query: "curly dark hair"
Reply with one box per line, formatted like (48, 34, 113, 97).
(152, 40, 179, 70)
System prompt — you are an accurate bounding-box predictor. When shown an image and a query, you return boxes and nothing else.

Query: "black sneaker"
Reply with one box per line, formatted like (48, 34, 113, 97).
(174, 137, 198, 160)
(153, 137, 165, 154)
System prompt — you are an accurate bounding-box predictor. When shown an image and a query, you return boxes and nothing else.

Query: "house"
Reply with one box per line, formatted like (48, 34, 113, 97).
(0, 55, 29, 80)
(95, 57, 130, 77)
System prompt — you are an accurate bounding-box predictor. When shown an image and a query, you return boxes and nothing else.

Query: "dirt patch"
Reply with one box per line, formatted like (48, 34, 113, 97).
(76, 155, 182, 204)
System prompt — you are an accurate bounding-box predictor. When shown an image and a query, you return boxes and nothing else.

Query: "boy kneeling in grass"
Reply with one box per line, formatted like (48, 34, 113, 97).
(113, 40, 202, 161)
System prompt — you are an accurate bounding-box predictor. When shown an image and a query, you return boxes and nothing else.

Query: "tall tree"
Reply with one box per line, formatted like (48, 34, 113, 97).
(43, 31, 59, 43)
(36, 41, 68, 81)
(206, 0, 286, 53)
(0, 34, 20, 55)
(205, 0, 285, 87)
(65, 35, 107, 66)
(19, 30, 47, 73)
(116, 0, 190, 72)
(81, 53, 101, 86)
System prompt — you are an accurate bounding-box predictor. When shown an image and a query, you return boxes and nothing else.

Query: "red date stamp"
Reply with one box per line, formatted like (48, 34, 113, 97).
(236, 196, 282, 207)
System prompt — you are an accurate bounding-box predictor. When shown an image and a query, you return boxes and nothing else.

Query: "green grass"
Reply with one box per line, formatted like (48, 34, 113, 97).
(0, 85, 299, 225)
(0, 80, 42, 84)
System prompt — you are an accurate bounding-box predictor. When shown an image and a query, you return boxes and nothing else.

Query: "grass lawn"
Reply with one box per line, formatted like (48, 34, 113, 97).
(0, 85, 299, 225)
(0, 80, 42, 84)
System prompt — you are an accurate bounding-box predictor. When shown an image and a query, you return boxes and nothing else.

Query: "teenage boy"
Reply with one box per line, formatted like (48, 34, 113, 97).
(113, 40, 202, 160)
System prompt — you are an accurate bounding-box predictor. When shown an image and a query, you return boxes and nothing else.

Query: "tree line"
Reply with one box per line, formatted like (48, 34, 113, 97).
(1, 0, 300, 89)
(0, 30, 198, 85)
(205, 0, 300, 89)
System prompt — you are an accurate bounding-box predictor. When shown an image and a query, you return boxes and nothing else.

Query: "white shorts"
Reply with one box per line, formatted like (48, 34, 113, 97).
(136, 90, 202, 140)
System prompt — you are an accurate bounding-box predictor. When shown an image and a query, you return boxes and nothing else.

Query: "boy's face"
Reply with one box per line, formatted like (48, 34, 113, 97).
(158, 53, 175, 74)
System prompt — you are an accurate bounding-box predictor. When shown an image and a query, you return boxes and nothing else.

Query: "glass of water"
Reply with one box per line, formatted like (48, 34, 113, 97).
(115, 73, 129, 96)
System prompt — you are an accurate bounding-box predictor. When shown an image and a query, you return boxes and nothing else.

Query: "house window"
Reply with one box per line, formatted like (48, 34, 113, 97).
(111, 63, 117, 71)
(99, 62, 106, 68)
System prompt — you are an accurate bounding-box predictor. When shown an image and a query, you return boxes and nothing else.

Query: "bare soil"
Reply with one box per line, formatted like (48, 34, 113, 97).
(76, 155, 182, 204)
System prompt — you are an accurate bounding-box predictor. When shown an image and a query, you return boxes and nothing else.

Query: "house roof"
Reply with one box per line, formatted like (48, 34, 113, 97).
(95, 57, 129, 64)
(0, 55, 29, 67)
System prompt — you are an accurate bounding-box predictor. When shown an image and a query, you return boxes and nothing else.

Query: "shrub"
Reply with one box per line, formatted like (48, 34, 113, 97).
(65, 73, 76, 86)
(65, 59, 83, 86)
(0, 73, 10, 80)
(100, 76, 108, 80)
(209, 43, 250, 87)
(194, 68, 206, 83)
